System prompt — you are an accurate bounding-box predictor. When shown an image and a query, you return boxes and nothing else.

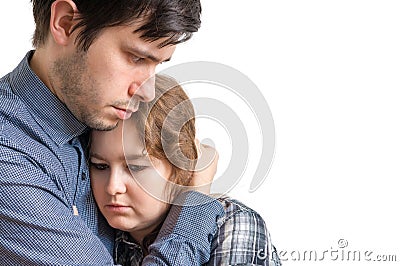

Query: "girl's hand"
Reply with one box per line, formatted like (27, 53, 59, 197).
(190, 139, 219, 194)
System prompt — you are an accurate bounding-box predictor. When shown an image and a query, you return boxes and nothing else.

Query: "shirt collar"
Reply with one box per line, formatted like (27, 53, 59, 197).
(115, 230, 141, 248)
(10, 51, 88, 145)
(115, 230, 143, 265)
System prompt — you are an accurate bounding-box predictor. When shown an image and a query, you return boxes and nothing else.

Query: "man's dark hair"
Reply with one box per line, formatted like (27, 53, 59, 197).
(31, 0, 201, 51)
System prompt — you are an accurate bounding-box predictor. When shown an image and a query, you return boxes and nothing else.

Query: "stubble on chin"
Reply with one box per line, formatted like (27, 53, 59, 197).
(50, 51, 121, 131)
(89, 118, 120, 131)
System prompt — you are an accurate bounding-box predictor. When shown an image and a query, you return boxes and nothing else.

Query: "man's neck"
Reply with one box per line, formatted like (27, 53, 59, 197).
(29, 48, 61, 101)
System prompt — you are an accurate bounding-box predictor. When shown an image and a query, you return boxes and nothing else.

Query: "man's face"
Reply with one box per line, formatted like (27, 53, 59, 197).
(50, 25, 176, 131)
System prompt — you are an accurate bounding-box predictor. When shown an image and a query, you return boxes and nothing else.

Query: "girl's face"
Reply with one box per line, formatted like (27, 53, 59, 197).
(90, 120, 171, 243)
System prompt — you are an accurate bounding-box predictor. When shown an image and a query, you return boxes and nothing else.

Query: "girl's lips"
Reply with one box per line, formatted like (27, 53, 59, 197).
(105, 204, 131, 213)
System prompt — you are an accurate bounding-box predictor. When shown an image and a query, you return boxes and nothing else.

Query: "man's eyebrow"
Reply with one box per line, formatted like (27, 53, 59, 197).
(129, 46, 172, 63)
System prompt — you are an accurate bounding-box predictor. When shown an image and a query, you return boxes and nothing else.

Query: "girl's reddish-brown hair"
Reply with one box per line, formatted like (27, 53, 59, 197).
(128, 74, 198, 254)
(132, 74, 198, 188)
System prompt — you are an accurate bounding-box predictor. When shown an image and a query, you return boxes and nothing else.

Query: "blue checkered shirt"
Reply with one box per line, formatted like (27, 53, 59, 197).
(0, 52, 225, 265)
(115, 197, 282, 266)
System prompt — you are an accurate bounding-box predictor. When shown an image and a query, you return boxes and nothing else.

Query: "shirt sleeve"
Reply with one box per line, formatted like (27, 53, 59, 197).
(0, 145, 116, 266)
(207, 201, 282, 266)
(143, 191, 225, 265)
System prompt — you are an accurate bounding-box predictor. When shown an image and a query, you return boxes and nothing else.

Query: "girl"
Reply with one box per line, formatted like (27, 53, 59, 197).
(89, 75, 281, 265)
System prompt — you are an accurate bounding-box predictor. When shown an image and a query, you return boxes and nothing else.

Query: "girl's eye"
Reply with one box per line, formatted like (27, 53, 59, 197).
(127, 165, 148, 172)
(89, 161, 109, 170)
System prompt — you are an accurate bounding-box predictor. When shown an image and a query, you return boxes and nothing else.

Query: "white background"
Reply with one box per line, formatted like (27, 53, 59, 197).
(1, 1, 399, 265)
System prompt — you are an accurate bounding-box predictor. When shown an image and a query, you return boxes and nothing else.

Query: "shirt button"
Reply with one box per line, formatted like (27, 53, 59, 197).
(82, 172, 87, 180)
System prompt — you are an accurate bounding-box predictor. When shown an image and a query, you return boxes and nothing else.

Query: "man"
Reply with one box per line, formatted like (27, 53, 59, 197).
(0, 0, 223, 265)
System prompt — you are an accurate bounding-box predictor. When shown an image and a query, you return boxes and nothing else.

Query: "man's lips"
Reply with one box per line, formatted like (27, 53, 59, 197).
(114, 107, 133, 119)
(113, 97, 141, 120)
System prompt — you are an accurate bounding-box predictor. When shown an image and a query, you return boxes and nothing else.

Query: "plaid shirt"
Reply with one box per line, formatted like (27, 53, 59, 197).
(115, 197, 282, 266)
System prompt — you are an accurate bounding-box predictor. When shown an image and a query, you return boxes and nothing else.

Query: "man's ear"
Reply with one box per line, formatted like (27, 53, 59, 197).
(49, 0, 79, 46)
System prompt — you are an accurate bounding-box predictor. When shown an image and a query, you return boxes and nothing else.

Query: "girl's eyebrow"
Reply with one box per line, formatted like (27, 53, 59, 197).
(122, 154, 148, 161)
(89, 153, 105, 160)
(89, 153, 147, 161)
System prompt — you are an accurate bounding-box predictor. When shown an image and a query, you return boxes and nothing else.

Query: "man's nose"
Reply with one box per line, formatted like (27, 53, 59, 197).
(128, 66, 156, 102)
(131, 74, 155, 102)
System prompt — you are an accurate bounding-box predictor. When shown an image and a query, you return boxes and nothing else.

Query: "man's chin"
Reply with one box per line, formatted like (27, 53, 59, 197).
(87, 119, 120, 131)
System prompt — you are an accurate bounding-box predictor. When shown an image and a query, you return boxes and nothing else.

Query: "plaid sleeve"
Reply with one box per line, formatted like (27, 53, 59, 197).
(144, 191, 225, 265)
(207, 198, 282, 266)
